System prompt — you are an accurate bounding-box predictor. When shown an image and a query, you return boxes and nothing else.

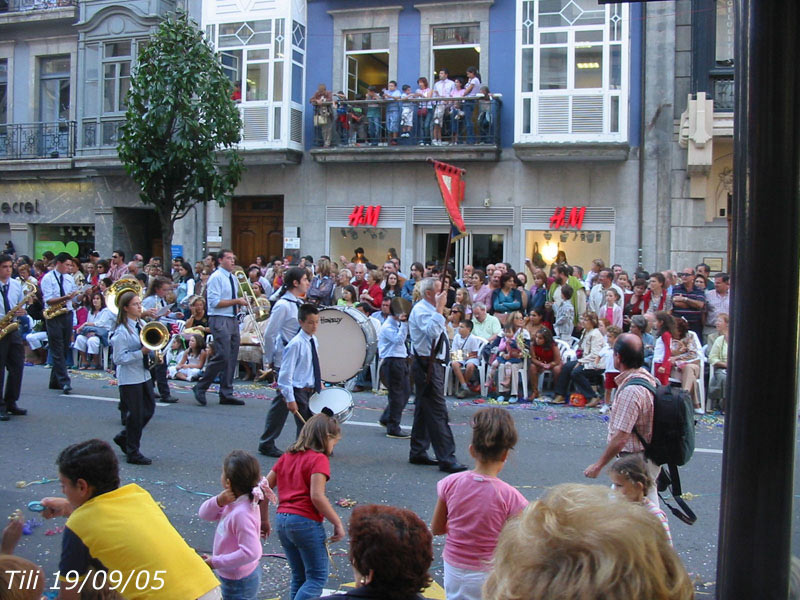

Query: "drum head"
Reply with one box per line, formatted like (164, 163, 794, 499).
(317, 307, 373, 382)
(309, 388, 353, 416)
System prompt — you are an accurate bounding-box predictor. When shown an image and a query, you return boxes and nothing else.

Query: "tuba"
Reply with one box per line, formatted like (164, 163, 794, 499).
(105, 278, 143, 315)
(140, 321, 170, 370)
(0, 282, 37, 341)
(233, 268, 268, 352)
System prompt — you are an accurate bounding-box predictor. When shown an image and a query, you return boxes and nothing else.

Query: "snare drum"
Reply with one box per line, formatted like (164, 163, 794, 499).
(316, 306, 378, 383)
(309, 388, 354, 423)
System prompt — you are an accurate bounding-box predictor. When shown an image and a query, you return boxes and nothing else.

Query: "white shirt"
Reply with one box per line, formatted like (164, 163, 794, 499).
(41, 269, 77, 311)
(409, 298, 447, 358)
(452, 332, 482, 362)
(262, 291, 301, 367)
(378, 316, 408, 359)
(207, 267, 239, 317)
(588, 283, 624, 314)
(433, 78, 455, 100)
(278, 330, 319, 404)
(0, 277, 24, 318)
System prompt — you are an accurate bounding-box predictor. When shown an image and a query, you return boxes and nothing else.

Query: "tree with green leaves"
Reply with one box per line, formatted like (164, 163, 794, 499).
(118, 12, 243, 264)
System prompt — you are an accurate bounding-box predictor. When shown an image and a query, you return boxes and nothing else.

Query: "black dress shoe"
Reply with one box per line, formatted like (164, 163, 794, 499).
(0, 410, 9, 422)
(160, 396, 178, 404)
(62, 385, 72, 394)
(409, 455, 438, 466)
(7, 405, 27, 416)
(192, 385, 207, 406)
(220, 397, 245, 405)
(387, 429, 411, 439)
(112, 433, 127, 454)
(126, 453, 152, 465)
(259, 447, 283, 458)
(439, 462, 469, 474)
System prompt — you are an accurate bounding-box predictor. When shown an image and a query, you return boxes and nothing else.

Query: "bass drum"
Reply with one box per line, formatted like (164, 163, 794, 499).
(316, 306, 378, 383)
(309, 388, 354, 423)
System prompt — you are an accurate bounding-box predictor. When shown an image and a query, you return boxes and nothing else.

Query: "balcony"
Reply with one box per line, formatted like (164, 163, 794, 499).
(0, 0, 77, 25)
(309, 95, 502, 163)
(235, 102, 304, 165)
(0, 121, 76, 169)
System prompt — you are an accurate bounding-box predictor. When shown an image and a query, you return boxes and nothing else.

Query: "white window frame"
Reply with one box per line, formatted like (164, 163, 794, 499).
(343, 29, 390, 99)
(429, 23, 480, 80)
(515, 0, 629, 143)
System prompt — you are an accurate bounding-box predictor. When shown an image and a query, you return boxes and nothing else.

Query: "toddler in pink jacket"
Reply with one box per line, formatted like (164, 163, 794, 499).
(199, 450, 277, 600)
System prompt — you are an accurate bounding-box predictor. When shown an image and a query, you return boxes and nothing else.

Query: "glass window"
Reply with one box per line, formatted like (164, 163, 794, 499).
(39, 56, 71, 122)
(715, 0, 734, 64)
(329, 227, 401, 266)
(540, 47, 567, 89)
(104, 41, 131, 58)
(345, 30, 389, 52)
(103, 61, 130, 113)
(432, 25, 480, 47)
(219, 20, 271, 48)
(84, 44, 99, 118)
(273, 61, 283, 102)
(525, 229, 610, 269)
(246, 62, 269, 101)
(0, 59, 7, 126)
(574, 45, 602, 88)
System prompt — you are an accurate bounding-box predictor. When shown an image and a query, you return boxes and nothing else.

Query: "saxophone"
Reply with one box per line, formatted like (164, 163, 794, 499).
(0, 282, 37, 341)
(44, 284, 88, 319)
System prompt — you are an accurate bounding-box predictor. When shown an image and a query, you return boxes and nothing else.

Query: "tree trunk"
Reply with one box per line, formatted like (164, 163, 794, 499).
(158, 209, 175, 266)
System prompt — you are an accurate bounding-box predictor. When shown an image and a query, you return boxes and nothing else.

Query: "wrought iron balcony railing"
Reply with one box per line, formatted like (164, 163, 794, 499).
(0, 0, 76, 12)
(0, 121, 76, 159)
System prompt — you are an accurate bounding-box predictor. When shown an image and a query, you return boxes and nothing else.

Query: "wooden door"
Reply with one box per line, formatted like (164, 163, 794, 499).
(232, 197, 284, 266)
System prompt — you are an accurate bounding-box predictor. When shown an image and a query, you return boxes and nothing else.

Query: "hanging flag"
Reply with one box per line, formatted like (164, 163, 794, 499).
(429, 159, 467, 243)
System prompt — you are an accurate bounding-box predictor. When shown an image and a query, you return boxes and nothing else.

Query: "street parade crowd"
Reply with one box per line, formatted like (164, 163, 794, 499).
(0, 243, 740, 600)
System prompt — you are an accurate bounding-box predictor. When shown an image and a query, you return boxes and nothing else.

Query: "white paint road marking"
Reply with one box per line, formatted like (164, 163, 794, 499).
(695, 448, 723, 454)
(60, 394, 173, 407)
(343, 420, 383, 428)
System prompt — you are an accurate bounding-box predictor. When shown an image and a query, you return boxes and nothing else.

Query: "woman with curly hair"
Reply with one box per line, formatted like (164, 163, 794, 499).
(314, 504, 433, 600)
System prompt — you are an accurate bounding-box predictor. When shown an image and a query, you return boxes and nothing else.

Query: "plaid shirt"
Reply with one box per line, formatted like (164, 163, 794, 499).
(609, 368, 656, 453)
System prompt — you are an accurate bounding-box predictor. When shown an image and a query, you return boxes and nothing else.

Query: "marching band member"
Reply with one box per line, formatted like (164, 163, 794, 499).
(378, 300, 412, 439)
(40, 252, 79, 394)
(193, 249, 247, 406)
(141, 276, 179, 403)
(258, 267, 310, 457)
(0, 253, 27, 420)
(111, 291, 156, 465)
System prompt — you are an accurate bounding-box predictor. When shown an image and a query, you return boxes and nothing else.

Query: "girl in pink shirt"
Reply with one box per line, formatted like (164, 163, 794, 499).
(609, 455, 672, 546)
(199, 450, 276, 600)
(432, 407, 528, 600)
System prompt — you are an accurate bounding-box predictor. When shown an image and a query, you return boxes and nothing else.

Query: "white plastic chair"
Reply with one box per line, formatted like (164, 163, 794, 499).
(445, 337, 487, 396)
(650, 331, 706, 414)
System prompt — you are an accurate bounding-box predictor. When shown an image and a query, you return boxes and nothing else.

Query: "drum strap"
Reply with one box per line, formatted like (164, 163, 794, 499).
(425, 332, 449, 384)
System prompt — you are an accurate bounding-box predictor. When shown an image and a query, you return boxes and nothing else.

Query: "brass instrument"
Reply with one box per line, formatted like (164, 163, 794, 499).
(105, 278, 144, 315)
(0, 282, 37, 341)
(140, 321, 170, 370)
(233, 268, 268, 353)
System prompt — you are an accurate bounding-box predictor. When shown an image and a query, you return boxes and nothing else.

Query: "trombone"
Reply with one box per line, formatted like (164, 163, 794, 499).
(233, 268, 268, 353)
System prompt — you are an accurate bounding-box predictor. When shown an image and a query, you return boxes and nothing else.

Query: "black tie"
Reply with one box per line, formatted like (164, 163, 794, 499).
(1, 283, 9, 314)
(310, 337, 321, 394)
(135, 321, 149, 371)
(57, 273, 64, 297)
(229, 274, 237, 316)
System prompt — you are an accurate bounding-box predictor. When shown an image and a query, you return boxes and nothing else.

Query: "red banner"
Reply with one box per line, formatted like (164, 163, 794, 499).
(429, 159, 466, 242)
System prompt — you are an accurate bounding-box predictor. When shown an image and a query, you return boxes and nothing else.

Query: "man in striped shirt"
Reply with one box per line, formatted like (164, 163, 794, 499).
(584, 333, 661, 505)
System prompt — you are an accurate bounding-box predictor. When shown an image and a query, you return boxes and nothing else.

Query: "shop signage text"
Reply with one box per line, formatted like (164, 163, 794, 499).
(1, 199, 40, 215)
(348, 205, 381, 227)
(550, 206, 586, 230)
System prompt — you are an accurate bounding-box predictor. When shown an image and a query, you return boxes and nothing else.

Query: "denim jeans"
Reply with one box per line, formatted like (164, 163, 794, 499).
(276, 513, 329, 600)
(219, 568, 260, 600)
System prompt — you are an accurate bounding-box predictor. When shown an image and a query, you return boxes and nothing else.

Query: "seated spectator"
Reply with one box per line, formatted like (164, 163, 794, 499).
(708, 313, 729, 412)
(315, 504, 432, 600)
(73, 291, 114, 370)
(487, 321, 526, 401)
(454, 287, 472, 317)
(670, 317, 703, 413)
(598, 326, 622, 412)
(359, 269, 384, 311)
(333, 268, 352, 303)
(184, 295, 210, 334)
(472, 302, 502, 345)
(40, 439, 220, 599)
(526, 307, 553, 336)
(174, 333, 207, 381)
(468, 268, 491, 307)
(450, 319, 482, 398)
(165, 335, 185, 379)
(446, 304, 466, 341)
(528, 326, 562, 400)
(337, 285, 358, 307)
(552, 312, 605, 405)
(483, 484, 693, 600)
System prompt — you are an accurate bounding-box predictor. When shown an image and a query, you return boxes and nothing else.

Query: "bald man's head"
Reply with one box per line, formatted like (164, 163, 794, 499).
(614, 332, 645, 370)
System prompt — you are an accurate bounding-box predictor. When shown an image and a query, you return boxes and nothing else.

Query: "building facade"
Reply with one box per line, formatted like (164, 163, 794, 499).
(0, 0, 733, 276)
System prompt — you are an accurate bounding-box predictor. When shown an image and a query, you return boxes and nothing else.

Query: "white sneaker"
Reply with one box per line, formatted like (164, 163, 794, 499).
(599, 405, 610, 415)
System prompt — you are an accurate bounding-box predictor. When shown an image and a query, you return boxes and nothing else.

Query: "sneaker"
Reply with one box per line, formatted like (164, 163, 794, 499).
(508, 395, 519, 404)
(694, 407, 704, 415)
(456, 389, 466, 399)
(599, 404, 610, 415)
(496, 395, 505, 403)
(551, 395, 567, 405)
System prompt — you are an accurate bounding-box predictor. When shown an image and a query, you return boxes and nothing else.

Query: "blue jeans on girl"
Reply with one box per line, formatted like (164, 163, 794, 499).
(219, 567, 261, 600)
(276, 513, 329, 600)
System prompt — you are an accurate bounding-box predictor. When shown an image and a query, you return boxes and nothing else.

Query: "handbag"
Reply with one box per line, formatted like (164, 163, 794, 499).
(417, 107, 428, 117)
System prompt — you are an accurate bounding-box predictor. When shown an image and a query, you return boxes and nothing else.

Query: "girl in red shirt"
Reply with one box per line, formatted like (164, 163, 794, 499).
(266, 413, 345, 600)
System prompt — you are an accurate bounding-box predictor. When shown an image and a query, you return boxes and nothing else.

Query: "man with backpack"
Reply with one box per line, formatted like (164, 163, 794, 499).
(583, 333, 661, 505)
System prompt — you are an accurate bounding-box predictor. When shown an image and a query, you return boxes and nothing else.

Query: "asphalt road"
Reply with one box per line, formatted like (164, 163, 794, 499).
(2, 365, 798, 598)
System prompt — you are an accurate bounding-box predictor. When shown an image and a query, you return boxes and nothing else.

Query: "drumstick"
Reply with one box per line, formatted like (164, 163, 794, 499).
(295, 411, 307, 424)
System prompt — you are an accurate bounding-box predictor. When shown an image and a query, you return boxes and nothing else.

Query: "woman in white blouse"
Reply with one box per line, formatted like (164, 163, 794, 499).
(551, 312, 606, 405)
(74, 291, 115, 369)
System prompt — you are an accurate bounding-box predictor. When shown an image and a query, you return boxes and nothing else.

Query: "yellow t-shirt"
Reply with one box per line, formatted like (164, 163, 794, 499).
(64, 484, 218, 599)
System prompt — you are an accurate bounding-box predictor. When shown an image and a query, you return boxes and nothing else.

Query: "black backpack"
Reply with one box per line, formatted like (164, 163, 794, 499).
(622, 378, 698, 525)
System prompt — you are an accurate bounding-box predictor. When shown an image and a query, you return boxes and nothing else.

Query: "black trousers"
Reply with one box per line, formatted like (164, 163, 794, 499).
(119, 380, 155, 456)
(46, 312, 72, 389)
(409, 358, 457, 466)
(152, 362, 170, 398)
(0, 330, 24, 409)
(258, 382, 313, 452)
(381, 357, 409, 430)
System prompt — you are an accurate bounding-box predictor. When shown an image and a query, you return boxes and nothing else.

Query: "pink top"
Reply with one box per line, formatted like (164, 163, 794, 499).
(198, 494, 262, 580)
(643, 497, 672, 546)
(437, 470, 528, 571)
(470, 284, 492, 308)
